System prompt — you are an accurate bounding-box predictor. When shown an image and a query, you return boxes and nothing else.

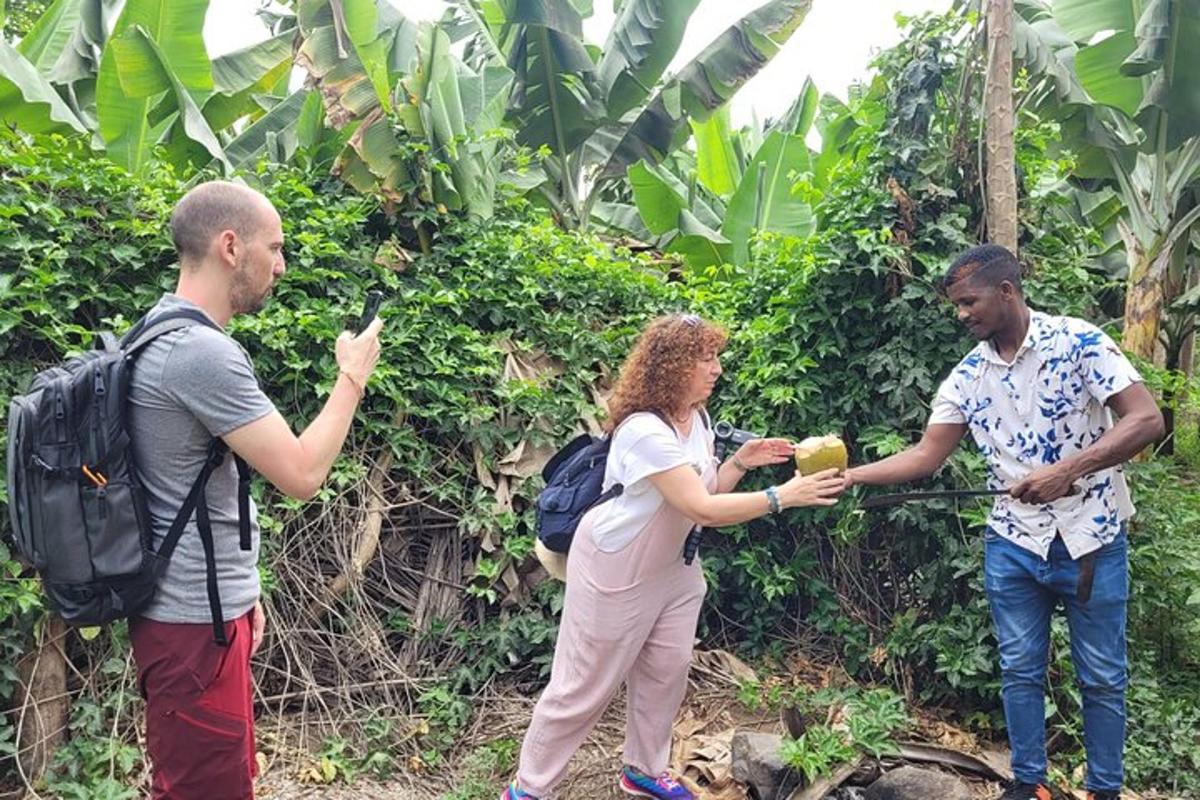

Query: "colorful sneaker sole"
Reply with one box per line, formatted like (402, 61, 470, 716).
(619, 774, 657, 798)
(500, 782, 536, 800)
(619, 773, 690, 800)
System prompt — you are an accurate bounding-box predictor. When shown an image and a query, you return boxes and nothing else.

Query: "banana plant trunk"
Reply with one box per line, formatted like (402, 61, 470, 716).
(985, 0, 1018, 255)
(1122, 245, 1168, 362)
(1121, 205, 1200, 364)
(1158, 245, 1197, 454)
(1180, 264, 1198, 377)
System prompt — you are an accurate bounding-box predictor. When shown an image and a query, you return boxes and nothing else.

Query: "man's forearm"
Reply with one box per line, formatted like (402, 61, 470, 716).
(848, 447, 941, 486)
(849, 423, 965, 488)
(296, 374, 364, 491)
(1056, 410, 1164, 482)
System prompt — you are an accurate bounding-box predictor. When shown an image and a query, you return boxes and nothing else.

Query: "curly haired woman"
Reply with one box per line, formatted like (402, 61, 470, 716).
(501, 314, 845, 800)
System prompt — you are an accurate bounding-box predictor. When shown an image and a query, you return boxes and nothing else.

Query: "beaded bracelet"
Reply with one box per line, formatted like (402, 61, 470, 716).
(764, 485, 782, 514)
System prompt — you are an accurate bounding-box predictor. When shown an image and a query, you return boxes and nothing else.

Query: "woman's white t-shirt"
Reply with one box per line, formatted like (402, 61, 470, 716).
(589, 410, 717, 553)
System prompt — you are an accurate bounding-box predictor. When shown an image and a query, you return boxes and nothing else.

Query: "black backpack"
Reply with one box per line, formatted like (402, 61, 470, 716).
(535, 409, 708, 554)
(5, 308, 250, 645)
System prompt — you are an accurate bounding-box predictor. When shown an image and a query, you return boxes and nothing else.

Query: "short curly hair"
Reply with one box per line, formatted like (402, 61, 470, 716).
(942, 243, 1022, 295)
(604, 314, 728, 433)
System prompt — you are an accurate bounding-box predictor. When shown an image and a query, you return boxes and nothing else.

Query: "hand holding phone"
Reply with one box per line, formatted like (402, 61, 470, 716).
(338, 290, 384, 395)
(357, 289, 384, 334)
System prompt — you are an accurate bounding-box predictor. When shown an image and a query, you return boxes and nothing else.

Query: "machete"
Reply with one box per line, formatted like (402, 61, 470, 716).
(859, 488, 1008, 509)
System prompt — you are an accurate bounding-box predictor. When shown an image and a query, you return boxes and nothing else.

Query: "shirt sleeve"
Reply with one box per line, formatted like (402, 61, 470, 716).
(928, 374, 967, 425)
(161, 327, 277, 437)
(1072, 322, 1142, 404)
(612, 414, 692, 489)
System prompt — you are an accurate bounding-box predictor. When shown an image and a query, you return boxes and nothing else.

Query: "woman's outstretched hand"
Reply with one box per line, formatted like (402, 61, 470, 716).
(776, 468, 846, 508)
(733, 437, 795, 469)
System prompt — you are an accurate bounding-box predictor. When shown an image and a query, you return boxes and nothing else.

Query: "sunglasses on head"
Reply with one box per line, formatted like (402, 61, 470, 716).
(678, 313, 701, 327)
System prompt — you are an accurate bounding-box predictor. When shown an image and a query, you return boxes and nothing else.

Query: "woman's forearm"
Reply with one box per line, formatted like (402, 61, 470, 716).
(649, 465, 772, 527)
(689, 489, 774, 528)
(716, 458, 746, 493)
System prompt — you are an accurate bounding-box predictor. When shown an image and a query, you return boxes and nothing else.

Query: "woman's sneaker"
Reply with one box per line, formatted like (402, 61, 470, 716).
(499, 779, 538, 800)
(619, 765, 694, 800)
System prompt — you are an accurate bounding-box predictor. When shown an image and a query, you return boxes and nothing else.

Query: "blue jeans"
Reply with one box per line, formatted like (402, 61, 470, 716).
(984, 529, 1128, 792)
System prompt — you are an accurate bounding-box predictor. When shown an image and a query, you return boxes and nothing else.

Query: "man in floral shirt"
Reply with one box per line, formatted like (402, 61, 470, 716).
(846, 245, 1164, 800)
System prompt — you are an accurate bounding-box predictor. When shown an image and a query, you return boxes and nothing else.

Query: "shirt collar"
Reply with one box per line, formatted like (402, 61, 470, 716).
(979, 309, 1045, 366)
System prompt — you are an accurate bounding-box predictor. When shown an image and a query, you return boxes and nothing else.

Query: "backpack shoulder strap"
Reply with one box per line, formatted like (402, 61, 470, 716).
(652, 407, 705, 431)
(122, 307, 223, 355)
(644, 408, 708, 431)
(149, 438, 234, 645)
(128, 306, 247, 647)
(95, 331, 121, 353)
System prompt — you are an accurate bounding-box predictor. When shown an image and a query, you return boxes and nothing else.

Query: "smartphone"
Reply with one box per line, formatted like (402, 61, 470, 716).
(357, 289, 384, 333)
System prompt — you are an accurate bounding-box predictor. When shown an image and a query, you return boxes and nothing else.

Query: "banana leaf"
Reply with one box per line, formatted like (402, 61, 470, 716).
(598, 0, 701, 120)
(588, 0, 812, 181)
(95, 0, 214, 172)
(722, 130, 815, 264)
(0, 38, 87, 132)
(225, 87, 313, 168)
(690, 104, 741, 197)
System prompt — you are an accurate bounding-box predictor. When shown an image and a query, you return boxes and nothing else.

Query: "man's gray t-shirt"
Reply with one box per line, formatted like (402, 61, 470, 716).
(128, 294, 275, 623)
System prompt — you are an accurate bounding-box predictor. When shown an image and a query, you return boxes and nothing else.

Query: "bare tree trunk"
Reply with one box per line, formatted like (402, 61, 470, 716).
(985, 0, 1018, 255)
(15, 615, 69, 786)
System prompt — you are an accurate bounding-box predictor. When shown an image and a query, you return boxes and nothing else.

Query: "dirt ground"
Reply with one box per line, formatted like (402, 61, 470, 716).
(253, 651, 1011, 800)
(256, 683, 760, 799)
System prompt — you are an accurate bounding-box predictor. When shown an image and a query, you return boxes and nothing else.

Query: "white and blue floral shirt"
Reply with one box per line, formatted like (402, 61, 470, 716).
(929, 311, 1142, 559)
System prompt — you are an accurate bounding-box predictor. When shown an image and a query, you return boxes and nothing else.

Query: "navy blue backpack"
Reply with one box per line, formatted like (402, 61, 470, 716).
(534, 410, 707, 554)
(535, 434, 619, 553)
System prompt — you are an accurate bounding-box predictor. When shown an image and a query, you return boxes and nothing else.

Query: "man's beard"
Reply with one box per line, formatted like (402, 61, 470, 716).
(230, 257, 269, 315)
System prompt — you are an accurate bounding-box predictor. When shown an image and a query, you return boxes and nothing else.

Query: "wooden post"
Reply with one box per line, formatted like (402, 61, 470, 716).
(985, 0, 1018, 256)
(15, 614, 70, 785)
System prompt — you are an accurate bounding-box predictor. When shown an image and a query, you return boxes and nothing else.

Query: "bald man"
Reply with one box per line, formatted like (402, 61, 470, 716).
(126, 181, 382, 799)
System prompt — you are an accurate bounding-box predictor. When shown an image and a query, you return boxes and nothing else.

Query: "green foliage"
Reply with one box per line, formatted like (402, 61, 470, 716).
(416, 682, 474, 765)
(1123, 667, 1200, 795)
(780, 725, 856, 781)
(1125, 460, 1200, 670)
(38, 635, 141, 800)
(779, 686, 909, 780)
(306, 713, 399, 785)
(2, 0, 51, 39)
(2, 0, 300, 173)
(440, 739, 518, 800)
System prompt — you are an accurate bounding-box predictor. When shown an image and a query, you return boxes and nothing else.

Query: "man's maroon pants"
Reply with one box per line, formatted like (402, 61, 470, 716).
(131, 611, 256, 799)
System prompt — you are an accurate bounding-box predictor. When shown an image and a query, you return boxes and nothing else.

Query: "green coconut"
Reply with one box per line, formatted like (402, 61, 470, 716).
(793, 435, 848, 475)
